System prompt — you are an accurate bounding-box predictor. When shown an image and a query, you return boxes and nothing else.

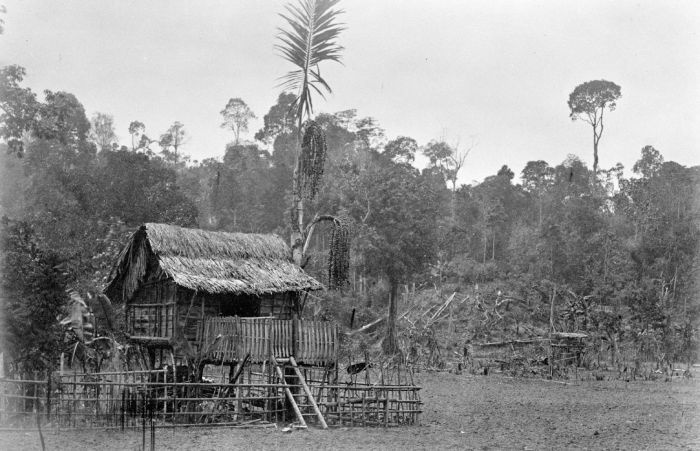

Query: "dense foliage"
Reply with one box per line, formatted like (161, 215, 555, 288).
(1, 65, 698, 369)
(1, 219, 69, 373)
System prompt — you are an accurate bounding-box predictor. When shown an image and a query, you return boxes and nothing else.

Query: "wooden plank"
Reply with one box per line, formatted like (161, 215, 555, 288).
(289, 357, 327, 429)
(271, 357, 306, 427)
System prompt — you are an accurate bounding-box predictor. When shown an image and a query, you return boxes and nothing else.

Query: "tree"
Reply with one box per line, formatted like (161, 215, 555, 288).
(446, 140, 474, 223)
(384, 136, 417, 164)
(471, 165, 521, 264)
(362, 153, 440, 352)
(277, 0, 344, 127)
(254, 92, 297, 143)
(423, 140, 453, 170)
(276, 0, 346, 275)
(1, 67, 92, 160)
(216, 143, 274, 232)
(0, 5, 6, 35)
(1, 218, 70, 373)
(89, 112, 117, 151)
(34, 90, 91, 145)
(94, 147, 198, 226)
(632, 145, 663, 178)
(354, 116, 385, 150)
(521, 160, 554, 227)
(0, 65, 39, 156)
(567, 80, 621, 175)
(128, 120, 145, 150)
(159, 121, 187, 158)
(220, 97, 256, 144)
(423, 138, 474, 223)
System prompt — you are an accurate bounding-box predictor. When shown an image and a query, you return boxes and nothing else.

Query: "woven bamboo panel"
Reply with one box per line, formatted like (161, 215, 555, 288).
(204, 317, 336, 365)
(128, 303, 175, 338)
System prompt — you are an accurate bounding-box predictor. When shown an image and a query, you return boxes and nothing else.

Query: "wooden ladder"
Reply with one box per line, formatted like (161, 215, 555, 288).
(272, 356, 328, 429)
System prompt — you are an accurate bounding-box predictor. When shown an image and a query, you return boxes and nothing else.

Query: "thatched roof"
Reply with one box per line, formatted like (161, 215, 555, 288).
(105, 223, 322, 302)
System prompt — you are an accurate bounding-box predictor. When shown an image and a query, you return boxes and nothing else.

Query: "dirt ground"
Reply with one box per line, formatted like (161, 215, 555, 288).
(1, 371, 698, 450)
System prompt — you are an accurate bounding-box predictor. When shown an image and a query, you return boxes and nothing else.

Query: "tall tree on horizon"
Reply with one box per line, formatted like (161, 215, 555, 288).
(159, 121, 187, 159)
(220, 97, 256, 144)
(89, 112, 117, 151)
(128, 121, 145, 150)
(568, 79, 621, 176)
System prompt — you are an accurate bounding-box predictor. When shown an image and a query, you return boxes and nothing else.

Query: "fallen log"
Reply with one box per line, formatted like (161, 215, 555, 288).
(476, 338, 549, 347)
(428, 292, 456, 323)
(347, 317, 385, 335)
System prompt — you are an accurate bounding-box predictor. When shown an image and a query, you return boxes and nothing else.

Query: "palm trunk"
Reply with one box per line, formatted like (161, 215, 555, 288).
(291, 125, 304, 266)
(291, 191, 304, 265)
(450, 182, 457, 224)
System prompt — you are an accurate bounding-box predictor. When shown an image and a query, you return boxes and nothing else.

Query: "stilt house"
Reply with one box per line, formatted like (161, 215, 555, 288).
(105, 223, 336, 367)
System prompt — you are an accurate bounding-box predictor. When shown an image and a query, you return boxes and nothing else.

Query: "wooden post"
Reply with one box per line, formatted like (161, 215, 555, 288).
(267, 319, 273, 422)
(45, 371, 51, 422)
(235, 373, 242, 422)
(549, 287, 556, 333)
(361, 393, 366, 427)
(382, 367, 388, 427)
(172, 372, 178, 424)
(272, 357, 307, 427)
(397, 365, 403, 423)
(163, 367, 168, 419)
(72, 370, 77, 428)
(289, 357, 327, 429)
(549, 287, 555, 378)
(199, 296, 205, 355)
(349, 393, 354, 427)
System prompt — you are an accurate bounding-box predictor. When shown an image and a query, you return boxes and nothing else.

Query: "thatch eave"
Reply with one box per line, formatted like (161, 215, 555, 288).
(104, 223, 323, 303)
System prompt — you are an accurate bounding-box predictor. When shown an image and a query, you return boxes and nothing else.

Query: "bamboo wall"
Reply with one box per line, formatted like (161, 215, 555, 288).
(127, 281, 178, 341)
(127, 303, 175, 339)
(259, 293, 297, 319)
(204, 317, 338, 366)
(126, 280, 299, 357)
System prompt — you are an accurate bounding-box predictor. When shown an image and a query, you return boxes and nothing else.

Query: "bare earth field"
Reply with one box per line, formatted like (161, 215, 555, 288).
(1, 372, 698, 450)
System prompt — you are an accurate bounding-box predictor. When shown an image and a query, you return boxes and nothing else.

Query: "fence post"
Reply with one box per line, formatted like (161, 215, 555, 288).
(0, 353, 4, 423)
(267, 319, 273, 422)
(46, 371, 51, 422)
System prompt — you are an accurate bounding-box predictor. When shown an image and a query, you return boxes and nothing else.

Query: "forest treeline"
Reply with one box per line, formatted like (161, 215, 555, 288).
(1, 66, 699, 371)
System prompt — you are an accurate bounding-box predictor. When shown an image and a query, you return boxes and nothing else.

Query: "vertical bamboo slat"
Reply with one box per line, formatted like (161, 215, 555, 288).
(199, 316, 338, 365)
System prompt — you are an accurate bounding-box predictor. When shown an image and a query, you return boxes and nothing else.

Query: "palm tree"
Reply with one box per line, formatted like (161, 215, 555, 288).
(276, 0, 347, 285)
(277, 0, 344, 135)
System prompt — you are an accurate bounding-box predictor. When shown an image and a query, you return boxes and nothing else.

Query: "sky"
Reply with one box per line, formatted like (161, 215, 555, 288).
(1, 0, 698, 184)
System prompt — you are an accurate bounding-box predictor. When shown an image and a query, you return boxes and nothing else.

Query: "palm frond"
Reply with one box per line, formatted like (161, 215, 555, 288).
(276, 0, 344, 123)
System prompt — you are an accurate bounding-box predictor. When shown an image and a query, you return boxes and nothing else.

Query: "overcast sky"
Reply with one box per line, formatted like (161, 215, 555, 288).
(1, 0, 698, 184)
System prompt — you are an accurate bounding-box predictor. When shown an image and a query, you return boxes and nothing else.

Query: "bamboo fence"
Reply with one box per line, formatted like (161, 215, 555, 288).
(0, 363, 421, 430)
